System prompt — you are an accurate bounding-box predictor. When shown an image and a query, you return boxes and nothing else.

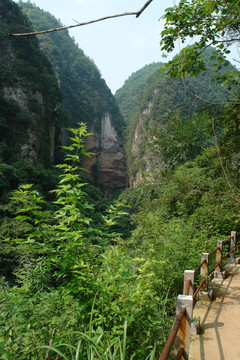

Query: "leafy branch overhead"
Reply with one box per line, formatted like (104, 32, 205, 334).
(9, 0, 153, 37)
(160, 0, 240, 77)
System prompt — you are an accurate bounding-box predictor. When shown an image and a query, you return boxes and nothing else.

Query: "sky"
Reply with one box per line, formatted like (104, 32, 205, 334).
(15, 0, 239, 94)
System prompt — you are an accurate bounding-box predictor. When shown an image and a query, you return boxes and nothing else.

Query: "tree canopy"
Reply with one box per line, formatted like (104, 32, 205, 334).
(160, 0, 240, 79)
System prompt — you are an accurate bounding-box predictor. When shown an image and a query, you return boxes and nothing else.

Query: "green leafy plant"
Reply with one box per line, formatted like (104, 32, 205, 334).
(1, 123, 163, 359)
(40, 319, 156, 360)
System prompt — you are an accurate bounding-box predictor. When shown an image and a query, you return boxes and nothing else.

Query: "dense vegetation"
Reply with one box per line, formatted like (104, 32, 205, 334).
(1, 0, 240, 359)
(121, 47, 237, 184)
(0, 125, 158, 359)
(115, 62, 163, 124)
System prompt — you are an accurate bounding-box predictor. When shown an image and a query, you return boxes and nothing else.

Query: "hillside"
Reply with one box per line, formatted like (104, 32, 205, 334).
(19, 1, 124, 136)
(115, 62, 163, 123)
(0, 0, 62, 165)
(117, 49, 236, 186)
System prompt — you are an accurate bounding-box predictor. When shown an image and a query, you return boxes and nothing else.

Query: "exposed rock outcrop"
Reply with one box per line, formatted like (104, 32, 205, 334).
(82, 113, 127, 198)
(0, 0, 61, 167)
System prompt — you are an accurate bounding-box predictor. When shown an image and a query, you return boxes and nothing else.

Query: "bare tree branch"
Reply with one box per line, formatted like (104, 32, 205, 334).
(9, 0, 154, 37)
(215, 38, 240, 43)
(136, 0, 153, 18)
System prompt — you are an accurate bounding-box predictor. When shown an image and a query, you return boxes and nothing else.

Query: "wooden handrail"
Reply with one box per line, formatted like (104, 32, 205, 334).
(209, 247, 219, 257)
(194, 259, 206, 274)
(222, 236, 231, 245)
(159, 307, 186, 360)
(209, 262, 221, 275)
(193, 279, 206, 299)
(158, 231, 239, 359)
(222, 247, 235, 259)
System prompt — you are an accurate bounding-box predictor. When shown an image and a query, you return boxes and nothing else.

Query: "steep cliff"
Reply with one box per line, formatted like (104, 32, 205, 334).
(82, 113, 126, 197)
(118, 50, 235, 187)
(20, 2, 127, 196)
(0, 0, 61, 167)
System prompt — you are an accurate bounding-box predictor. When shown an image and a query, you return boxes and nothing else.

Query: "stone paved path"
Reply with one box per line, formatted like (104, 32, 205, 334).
(189, 263, 240, 360)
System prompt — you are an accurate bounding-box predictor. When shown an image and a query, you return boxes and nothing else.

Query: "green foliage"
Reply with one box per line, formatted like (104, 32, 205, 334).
(1, 2, 240, 358)
(160, 0, 240, 81)
(0, 285, 85, 359)
(117, 47, 235, 184)
(150, 112, 214, 168)
(0, 124, 165, 359)
(119, 146, 240, 345)
(116, 7, 240, 340)
(115, 63, 163, 124)
(2, 117, 240, 358)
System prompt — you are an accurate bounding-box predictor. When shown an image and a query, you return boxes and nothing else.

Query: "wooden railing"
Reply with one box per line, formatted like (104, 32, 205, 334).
(159, 231, 240, 360)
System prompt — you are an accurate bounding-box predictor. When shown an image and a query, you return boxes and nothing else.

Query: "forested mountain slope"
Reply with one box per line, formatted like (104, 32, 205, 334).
(0, 0, 65, 201)
(117, 49, 236, 186)
(20, 1, 124, 135)
(0, 0, 126, 197)
(115, 62, 163, 123)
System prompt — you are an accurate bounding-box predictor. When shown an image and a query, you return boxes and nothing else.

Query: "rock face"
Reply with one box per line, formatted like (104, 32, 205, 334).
(2, 84, 58, 165)
(129, 108, 156, 188)
(0, 0, 61, 167)
(82, 113, 127, 198)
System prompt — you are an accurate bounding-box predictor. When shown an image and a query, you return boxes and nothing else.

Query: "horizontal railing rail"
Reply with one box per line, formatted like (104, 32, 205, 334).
(158, 231, 240, 360)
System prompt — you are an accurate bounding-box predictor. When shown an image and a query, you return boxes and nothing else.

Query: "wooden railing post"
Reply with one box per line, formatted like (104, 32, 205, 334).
(200, 253, 209, 290)
(230, 231, 237, 263)
(214, 240, 223, 278)
(183, 270, 194, 295)
(174, 295, 193, 359)
(158, 231, 238, 359)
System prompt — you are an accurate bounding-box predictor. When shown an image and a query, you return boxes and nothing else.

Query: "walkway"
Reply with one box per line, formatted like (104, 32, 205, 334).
(189, 263, 240, 360)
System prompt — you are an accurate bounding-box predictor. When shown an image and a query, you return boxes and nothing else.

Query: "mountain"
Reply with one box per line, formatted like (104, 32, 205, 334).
(115, 62, 163, 123)
(0, 0, 61, 168)
(116, 49, 236, 186)
(0, 0, 127, 197)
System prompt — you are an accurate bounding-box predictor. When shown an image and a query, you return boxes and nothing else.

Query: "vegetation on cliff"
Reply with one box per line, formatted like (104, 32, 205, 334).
(0, 0, 126, 203)
(118, 48, 237, 184)
(115, 62, 163, 124)
(0, 0, 62, 169)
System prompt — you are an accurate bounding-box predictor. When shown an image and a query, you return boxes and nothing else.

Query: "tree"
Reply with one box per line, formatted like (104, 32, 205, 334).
(160, 0, 240, 80)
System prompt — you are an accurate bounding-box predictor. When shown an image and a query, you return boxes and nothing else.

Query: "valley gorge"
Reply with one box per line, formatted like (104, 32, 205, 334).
(1, 1, 235, 196)
(1, 1, 240, 359)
